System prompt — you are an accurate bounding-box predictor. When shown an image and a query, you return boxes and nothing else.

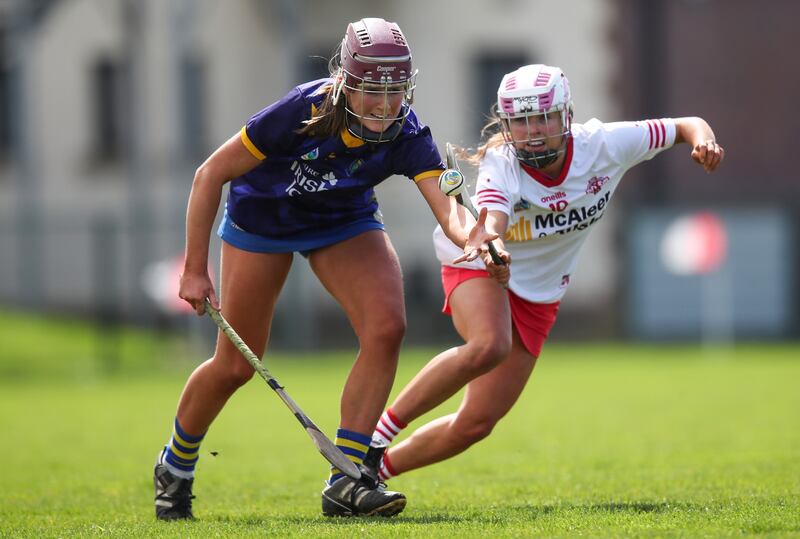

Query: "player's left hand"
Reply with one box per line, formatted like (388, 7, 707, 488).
(691, 139, 725, 173)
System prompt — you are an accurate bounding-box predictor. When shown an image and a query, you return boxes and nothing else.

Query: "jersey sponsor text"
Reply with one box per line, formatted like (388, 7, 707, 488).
(286, 160, 335, 196)
(534, 191, 610, 231)
(505, 216, 533, 242)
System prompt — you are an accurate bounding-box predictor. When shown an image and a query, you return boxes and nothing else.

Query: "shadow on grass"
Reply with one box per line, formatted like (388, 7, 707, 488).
(212, 514, 471, 526)
(591, 501, 687, 513)
(508, 500, 695, 516)
(208, 501, 694, 527)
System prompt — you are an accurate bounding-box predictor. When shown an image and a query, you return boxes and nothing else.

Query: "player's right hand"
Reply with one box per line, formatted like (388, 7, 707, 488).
(484, 248, 511, 288)
(179, 271, 219, 316)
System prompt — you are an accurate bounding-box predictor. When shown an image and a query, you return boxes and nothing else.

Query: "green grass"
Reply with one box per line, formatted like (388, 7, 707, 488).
(1, 310, 799, 537)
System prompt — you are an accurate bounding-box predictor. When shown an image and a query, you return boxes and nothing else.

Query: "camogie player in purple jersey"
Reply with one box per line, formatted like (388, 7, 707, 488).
(153, 18, 498, 520)
(362, 64, 724, 485)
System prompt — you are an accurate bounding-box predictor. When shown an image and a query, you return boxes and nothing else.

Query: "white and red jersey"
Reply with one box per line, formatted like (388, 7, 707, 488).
(434, 118, 676, 303)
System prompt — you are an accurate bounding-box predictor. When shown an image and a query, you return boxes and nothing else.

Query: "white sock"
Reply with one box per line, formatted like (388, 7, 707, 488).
(379, 449, 397, 481)
(158, 446, 195, 480)
(371, 409, 406, 447)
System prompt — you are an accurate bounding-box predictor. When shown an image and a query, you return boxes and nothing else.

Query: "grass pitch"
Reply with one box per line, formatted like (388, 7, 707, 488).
(0, 310, 798, 537)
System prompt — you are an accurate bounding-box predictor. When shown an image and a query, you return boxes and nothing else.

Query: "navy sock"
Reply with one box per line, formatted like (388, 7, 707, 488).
(328, 428, 370, 484)
(161, 417, 205, 478)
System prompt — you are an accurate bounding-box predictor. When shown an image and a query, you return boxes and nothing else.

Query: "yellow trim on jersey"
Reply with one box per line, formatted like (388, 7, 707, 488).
(413, 169, 444, 183)
(240, 125, 266, 160)
(340, 128, 366, 148)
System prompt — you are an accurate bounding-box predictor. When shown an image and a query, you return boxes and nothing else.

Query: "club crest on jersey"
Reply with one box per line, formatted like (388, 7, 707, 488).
(301, 147, 319, 160)
(585, 176, 609, 195)
(560, 274, 570, 288)
(513, 198, 532, 212)
(347, 158, 365, 175)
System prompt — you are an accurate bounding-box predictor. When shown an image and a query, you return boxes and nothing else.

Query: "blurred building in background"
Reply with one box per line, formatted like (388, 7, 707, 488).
(613, 0, 799, 342)
(0, 0, 796, 348)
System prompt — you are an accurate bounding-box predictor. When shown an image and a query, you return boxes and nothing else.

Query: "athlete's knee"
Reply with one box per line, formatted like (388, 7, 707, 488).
(462, 332, 511, 376)
(358, 310, 406, 350)
(214, 356, 256, 389)
(452, 415, 498, 447)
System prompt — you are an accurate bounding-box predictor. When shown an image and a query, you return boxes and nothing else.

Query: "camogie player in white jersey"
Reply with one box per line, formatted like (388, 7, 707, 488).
(361, 64, 724, 482)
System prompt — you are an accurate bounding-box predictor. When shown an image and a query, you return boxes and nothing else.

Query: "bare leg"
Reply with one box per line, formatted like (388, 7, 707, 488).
(175, 242, 293, 435)
(309, 230, 406, 435)
(387, 327, 536, 474)
(390, 276, 512, 425)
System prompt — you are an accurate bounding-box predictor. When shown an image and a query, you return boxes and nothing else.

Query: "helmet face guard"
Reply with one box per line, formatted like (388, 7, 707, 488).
(332, 18, 417, 143)
(496, 64, 573, 168)
(338, 78, 416, 143)
(499, 109, 570, 168)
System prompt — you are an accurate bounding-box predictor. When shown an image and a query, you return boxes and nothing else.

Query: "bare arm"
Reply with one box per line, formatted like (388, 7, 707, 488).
(180, 132, 263, 314)
(415, 175, 499, 262)
(483, 210, 511, 286)
(485, 210, 509, 252)
(674, 116, 725, 173)
(416, 174, 470, 244)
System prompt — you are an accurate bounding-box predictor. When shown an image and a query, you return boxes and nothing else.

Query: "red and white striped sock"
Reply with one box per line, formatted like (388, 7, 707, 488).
(379, 449, 398, 481)
(371, 408, 407, 447)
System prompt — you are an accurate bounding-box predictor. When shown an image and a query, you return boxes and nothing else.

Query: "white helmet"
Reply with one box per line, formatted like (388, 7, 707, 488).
(496, 64, 573, 168)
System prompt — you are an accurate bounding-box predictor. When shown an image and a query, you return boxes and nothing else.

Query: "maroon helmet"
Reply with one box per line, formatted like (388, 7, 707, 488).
(341, 18, 413, 84)
(332, 18, 417, 142)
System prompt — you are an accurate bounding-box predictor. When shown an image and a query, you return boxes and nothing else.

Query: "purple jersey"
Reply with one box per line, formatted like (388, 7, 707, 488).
(227, 79, 444, 238)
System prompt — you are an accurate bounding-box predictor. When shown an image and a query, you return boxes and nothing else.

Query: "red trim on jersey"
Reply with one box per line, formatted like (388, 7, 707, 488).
(652, 120, 660, 148)
(519, 136, 573, 188)
(655, 120, 662, 148)
(646, 119, 667, 149)
(478, 188, 508, 200)
(479, 195, 510, 206)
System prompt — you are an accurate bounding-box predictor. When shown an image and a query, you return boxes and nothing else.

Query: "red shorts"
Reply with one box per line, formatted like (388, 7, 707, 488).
(441, 266, 560, 358)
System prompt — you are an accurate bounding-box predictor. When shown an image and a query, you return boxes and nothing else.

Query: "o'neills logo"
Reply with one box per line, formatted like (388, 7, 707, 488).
(377, 65, 396, 72)
(541, 191, 567, 203)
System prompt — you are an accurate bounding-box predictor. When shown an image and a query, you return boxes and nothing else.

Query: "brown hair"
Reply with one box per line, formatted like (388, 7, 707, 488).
(296, 52, 348, 139)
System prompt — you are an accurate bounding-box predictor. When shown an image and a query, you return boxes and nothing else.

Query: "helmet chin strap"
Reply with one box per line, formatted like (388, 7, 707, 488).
(345, 104, 409, 143)
(516, 134, 568, 169)
(517, 148, 560, 169)
(347, 120, 403, 143)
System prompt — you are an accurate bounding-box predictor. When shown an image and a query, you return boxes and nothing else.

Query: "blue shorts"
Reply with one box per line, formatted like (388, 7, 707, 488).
(217, 209, 385, 255)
